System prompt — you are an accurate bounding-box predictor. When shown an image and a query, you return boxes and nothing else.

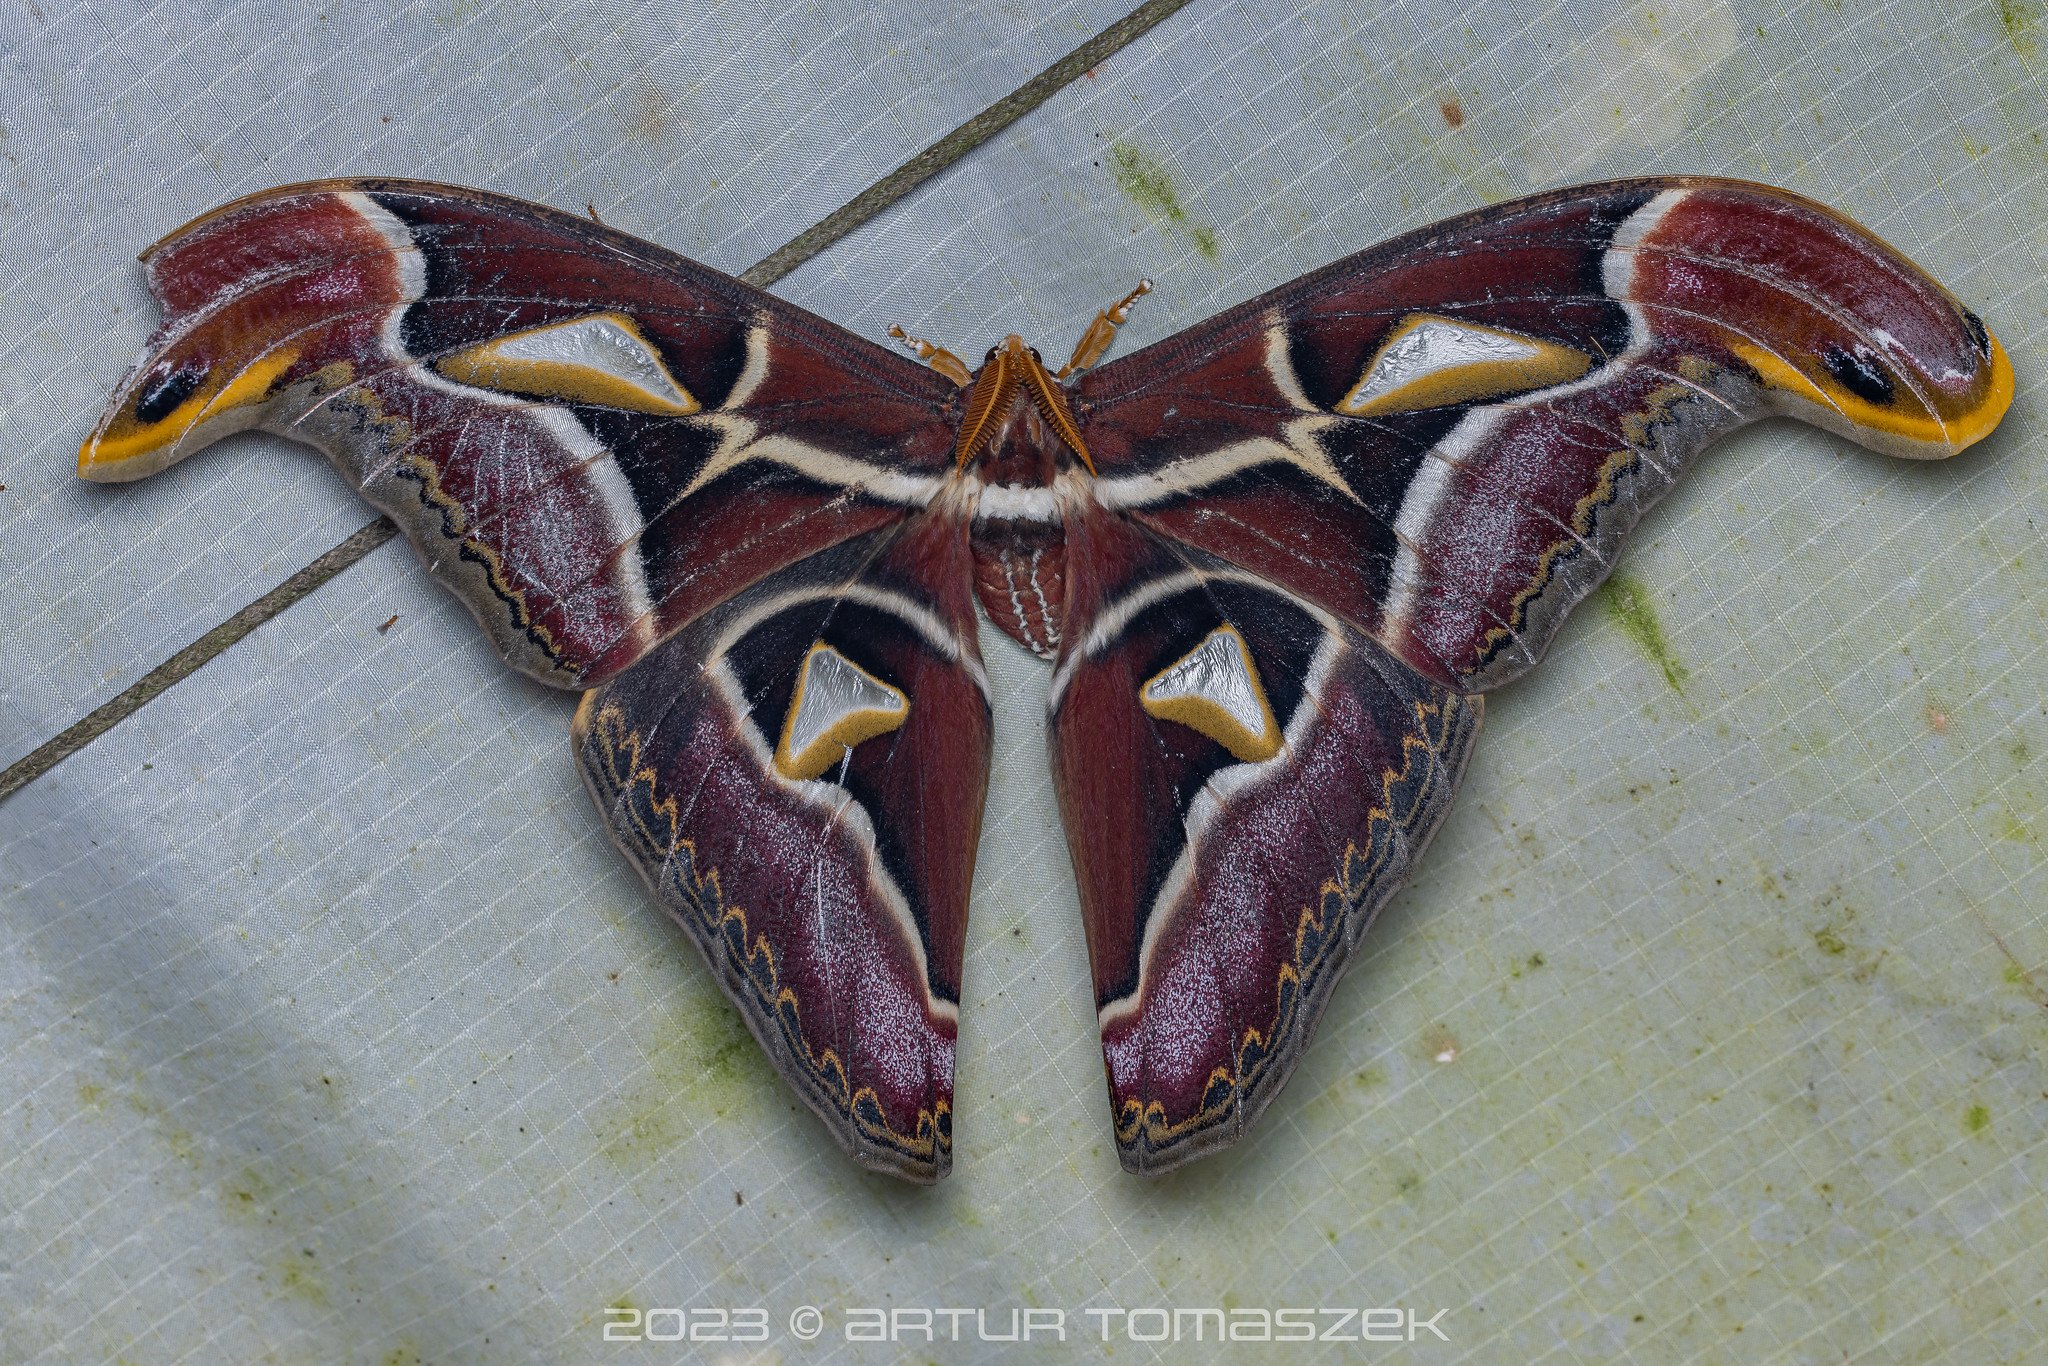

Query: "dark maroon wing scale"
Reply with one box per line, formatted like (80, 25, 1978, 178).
(1077, 179, 2010, 692)
(1061, 177, 2009, 1172)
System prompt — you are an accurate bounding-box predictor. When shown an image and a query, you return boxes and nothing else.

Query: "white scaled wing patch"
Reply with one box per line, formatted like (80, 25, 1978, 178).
(775, 642, 910, 782)
(1336, 313, 1590, 418)
(1139, 624, 1282, 764)
(435, 311, 701, 416)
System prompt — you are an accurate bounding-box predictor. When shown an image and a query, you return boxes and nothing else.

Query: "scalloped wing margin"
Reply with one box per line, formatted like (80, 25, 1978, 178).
(573, 514, 991, 1181)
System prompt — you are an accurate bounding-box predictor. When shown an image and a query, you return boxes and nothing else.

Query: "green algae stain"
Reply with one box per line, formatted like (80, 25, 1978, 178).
(1301, 1063, 1389, 1128)
(1812, 926, 1849, 956)
(277, 1248, 327, 1306)
(1108, 142, 1220, 260)
(599, 991, 769, 1167)
(1963, 1102, 1992, 1134)
(1599, 572, 1689, 695)
(1999, 1, 2039, 57)
(1993, 807, 2038, 846)
(225, 1166, 281, 1219)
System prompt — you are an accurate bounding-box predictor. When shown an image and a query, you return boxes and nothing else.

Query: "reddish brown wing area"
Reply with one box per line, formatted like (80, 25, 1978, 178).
(1076, 177, 2011, 692)
(574, 514, 991, 1181)
(1049, 510, 1479, 1173)
(81, 179, 959, 687)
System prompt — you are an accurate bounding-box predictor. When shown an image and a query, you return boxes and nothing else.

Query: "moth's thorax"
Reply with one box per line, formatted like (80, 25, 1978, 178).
(963, 339, 1084, 659)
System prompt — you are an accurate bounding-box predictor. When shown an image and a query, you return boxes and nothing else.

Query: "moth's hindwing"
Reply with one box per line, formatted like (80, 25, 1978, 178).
(1077, 176, 2011, 694)
(1049, 511, 1481, 1173)
(573, 513, 991, 1181)
(80, 178, 960, 687)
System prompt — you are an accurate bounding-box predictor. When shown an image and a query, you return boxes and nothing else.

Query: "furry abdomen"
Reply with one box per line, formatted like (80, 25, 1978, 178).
(971, 518, 1067, 658)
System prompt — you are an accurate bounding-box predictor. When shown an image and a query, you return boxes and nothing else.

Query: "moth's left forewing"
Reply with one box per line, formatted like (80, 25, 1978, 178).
(1050, 512, 1480, 1173)
(1079, 177, 2011, 695)
(574, 511, 991, 1181)
(82, 179, 960, 689)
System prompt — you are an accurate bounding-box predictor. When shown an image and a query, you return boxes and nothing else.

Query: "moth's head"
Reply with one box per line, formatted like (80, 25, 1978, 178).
(982, 333, 1045, 371)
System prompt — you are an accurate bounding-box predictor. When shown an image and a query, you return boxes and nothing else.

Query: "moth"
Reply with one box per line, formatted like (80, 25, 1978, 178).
(80, 177, 2011, 1181)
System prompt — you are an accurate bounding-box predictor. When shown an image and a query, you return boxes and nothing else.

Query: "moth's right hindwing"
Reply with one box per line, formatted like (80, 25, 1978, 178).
(1049, 511, 1481, 1174)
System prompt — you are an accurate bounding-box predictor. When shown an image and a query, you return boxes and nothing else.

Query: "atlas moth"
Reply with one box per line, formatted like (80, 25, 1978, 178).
(82, 177, 2011, 1179)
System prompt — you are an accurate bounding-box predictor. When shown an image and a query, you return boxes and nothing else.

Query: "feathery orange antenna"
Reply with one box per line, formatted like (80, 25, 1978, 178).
(952, 338, 1021, 469)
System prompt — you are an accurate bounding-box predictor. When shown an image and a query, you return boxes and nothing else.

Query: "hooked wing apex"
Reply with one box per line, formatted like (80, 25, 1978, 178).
(1078, 177, 2011, 694)
(81, 178, 959, 688)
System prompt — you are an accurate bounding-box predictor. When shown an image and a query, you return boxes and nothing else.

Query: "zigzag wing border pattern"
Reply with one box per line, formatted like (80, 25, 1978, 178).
(576, 699, 954, 1177)
(1109, 689, 1480, 1168)
(570, 518, 989, 1182)
(1050, 513, 1484, 1174)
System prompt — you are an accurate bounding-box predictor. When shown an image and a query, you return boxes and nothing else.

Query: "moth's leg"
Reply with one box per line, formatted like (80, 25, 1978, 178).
(888, 325, 974, 387)
(1056, 279, 1152, 379)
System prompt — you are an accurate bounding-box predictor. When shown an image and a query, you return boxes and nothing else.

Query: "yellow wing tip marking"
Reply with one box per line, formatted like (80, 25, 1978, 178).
(1138, 623, 1283, 764)
(773, 641, 910, 782)
(1968, 329, 2017, 452)
(1335, 312, 1592, 418)
(78, 349, 298, 479)
(1733, 325, 2014, 458)
(435, 311, 701, 416)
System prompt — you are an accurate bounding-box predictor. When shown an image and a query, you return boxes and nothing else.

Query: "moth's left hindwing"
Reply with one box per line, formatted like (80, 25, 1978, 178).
(574, 512, 991, 1181)
(80, 179, 959, 687)
(1050, 510, 1480, 1173)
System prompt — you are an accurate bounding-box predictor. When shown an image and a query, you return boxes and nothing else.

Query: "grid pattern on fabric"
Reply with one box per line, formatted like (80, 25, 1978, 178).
(2, 2, 2043, 1362)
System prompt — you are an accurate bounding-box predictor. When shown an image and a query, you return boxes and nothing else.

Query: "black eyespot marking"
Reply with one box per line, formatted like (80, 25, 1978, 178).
(134, 363, 204, 424)
(1961, 309, 1991, 358)
(1820, 343, 1895, 406)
